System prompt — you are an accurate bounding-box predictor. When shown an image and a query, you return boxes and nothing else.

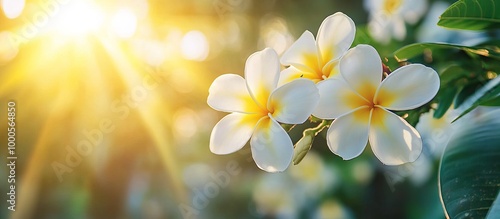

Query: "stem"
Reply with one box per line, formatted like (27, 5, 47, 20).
(292, 119, 332, 165)
(306, 119, 330, 136)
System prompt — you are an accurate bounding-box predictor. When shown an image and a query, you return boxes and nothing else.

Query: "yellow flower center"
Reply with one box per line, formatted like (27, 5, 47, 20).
(302, 52, 338, 82)
(383, 0, 402, 15)
(350, 83, 389, 125)
(242, 85, 276, 118)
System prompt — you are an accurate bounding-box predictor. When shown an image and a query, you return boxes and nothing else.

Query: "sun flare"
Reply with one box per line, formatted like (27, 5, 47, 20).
(51, 0, 105, 36)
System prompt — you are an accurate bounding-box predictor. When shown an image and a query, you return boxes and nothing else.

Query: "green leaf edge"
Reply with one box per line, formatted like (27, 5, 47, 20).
(437, 0, 500, 30)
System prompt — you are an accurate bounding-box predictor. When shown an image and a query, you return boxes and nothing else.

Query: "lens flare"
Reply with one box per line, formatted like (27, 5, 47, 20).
(52, 1, 105, 36)
(181, 30, 209, 61)
(111, 9, 138, 38)
(0, 31, 18, 64)
(1, 0, 25, 19)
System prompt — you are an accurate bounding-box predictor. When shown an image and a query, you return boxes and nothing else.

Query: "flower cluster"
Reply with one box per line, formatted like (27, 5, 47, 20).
(207, 12, 439, 172)
(364, 0, 428, 44)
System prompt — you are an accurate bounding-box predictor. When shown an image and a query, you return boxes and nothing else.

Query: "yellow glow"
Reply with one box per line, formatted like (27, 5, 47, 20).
(111, 9, 137, 38)
(383, 0, 402, 14)
(1, 0, 25, 19)
(299, 51, 338, 81)
(52, 1, 104, 36)
(375, 86, 396, 106)
(487, 71, 498, 79)
(370, 107, 388, 127)
(0, 31, 18, 64)
(302, 53, 322, 77)
(260, 16, 293, 55)
(173, 108, 199, 138)
(181, 30, 209, 61)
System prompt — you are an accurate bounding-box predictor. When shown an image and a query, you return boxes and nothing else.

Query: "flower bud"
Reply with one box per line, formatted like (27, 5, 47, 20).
(293, 130, 315, 165)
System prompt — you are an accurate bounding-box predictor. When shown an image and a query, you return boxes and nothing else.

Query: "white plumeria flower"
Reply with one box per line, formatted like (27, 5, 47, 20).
(279, 12, 356, 85)
(207, 48, 320, 172)
(313, 44, 439, 165)
(415, 108, 453, 159)
(364, 0, 427, 44)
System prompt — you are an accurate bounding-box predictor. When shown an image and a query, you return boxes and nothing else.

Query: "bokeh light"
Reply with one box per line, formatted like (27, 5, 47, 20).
(0, 31, 18, 64)
(180, 30, 209, 61)
(2, 0, 494, 218)
(1, 0, 25, 19)
(52, 0, 105, 36)
(111, 8, 138, 38)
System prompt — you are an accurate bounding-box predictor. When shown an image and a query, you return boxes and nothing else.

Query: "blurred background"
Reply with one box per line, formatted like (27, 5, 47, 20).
(0, 0, 492, 218)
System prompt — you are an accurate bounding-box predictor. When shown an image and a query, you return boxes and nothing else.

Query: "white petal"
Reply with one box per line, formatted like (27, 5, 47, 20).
(245, 48, 280, 107)
(251, 116, 293, 172)
(369, 108, 422, 165)
(391, 18, 406, 41)
(364, 0, 383, 11)
(339, 45, 382, 101)
(400, 0, 428, 24)
(270, 79, 319, 124)
(375, 64, 439, 110)
(317, 12, 356, 64)
(280, 31, 320, 73)
(368, 15, 391, 44)
(278, 66, 321, 87)
(313, 79, 368, 119)
(210, 113, 261, 154)
(322, 59, 341, 79)
(207, 74, 260, 113)
(326, 107, 371, 160)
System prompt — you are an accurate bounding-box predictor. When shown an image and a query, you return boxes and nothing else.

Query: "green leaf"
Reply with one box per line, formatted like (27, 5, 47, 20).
(434, 86, 457, 119)
(394, 43, 500, 61)
(439, 109, 500, 218)
(453, 76, 500, 122)
(487, 192, 500, 218)
(438, 0, 500, 30)
(440, 65, 471, 86)
(454, 83, 482, 108)
(481, 95, 500, 106)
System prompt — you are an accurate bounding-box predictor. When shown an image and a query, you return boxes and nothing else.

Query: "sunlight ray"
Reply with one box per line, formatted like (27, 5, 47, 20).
(97, 37, 188, 203)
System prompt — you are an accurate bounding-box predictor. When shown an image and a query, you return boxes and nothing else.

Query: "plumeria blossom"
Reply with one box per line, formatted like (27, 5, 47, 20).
(313, 44, 439, 165)
(364, 0, 427, 44)
(207, 48, 320, 172)
(279, 12, 356, 85)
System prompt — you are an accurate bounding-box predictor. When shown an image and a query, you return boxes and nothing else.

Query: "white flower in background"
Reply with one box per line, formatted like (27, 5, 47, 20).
(289, 151, 338, 199)
(381, 107, 452, 188)
(364, 0, 427, 44)
(279, 12, 356, 85)
(207, 48, 320, 172)
(253, 173, 300, 219)
(416, 108, 453, 159)
(313, 44, 439, 165)
(314, 200, 354, 219)
(253, 152, 338, 218)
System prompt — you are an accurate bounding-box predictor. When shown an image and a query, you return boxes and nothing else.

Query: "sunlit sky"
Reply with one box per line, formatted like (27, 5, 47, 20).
(0, 0, 221, 65)
(0, 0, 223, 217)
